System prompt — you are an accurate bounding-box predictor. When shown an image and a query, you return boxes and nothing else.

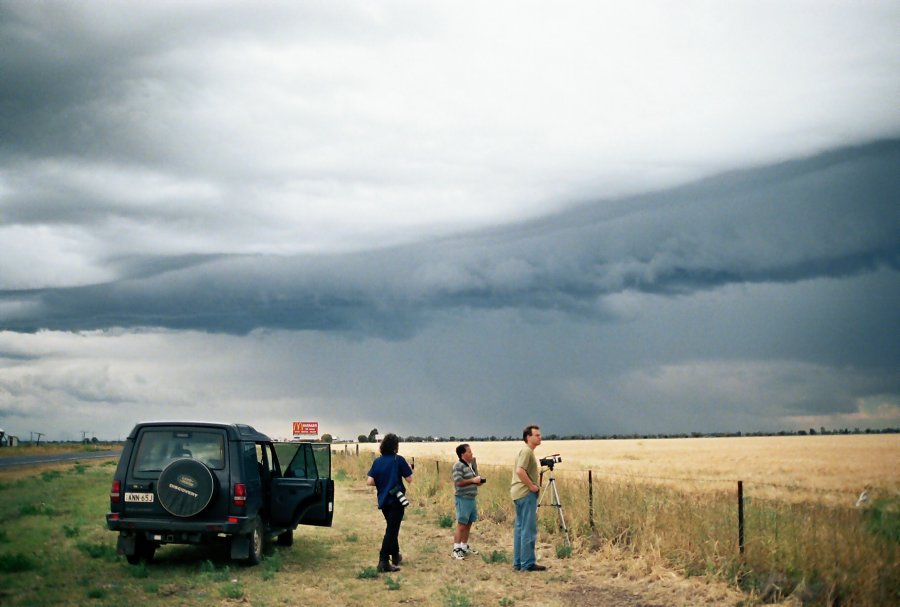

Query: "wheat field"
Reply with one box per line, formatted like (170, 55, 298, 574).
(353, 434, 899, 503)
(346, 434, 899, 604)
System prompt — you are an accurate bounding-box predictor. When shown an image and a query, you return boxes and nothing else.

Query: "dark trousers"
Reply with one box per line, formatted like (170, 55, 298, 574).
(379, 502, 405, 561)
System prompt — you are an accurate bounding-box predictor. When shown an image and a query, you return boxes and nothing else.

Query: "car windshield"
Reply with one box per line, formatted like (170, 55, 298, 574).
(133, 430, 226, 472)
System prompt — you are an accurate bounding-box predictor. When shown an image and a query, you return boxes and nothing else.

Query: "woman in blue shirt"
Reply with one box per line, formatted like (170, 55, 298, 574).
(366, 433, 414, 572)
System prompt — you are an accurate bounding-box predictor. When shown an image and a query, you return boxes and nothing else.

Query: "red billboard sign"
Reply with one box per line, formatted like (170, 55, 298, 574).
(292, 421, 319, 435)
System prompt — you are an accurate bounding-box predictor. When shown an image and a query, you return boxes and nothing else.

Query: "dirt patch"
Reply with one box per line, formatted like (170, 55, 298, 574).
(557, 584, 664, 607)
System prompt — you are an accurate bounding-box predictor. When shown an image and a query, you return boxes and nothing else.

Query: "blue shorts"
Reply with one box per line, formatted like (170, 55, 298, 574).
(455, 496, 478, 525)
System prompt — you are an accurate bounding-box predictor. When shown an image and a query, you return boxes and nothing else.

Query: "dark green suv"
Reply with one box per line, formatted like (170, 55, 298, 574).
(106, 421, 334, 565)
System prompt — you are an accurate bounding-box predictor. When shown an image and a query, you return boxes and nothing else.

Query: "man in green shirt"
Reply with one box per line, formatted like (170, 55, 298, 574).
(510, 424, 546, 571)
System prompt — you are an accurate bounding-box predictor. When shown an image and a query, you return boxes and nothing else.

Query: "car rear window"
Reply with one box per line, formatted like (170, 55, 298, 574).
(133, 429, 226, 475)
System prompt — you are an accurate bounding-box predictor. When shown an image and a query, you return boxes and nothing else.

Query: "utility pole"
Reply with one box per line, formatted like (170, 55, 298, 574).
(32, 432, 45, 446)
(81, 431, 89, 444)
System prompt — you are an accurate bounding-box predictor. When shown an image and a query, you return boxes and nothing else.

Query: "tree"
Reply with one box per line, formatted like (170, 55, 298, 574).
(368, 428, 378, 442)
(358, 434, 368, 443)
(321, 433, 333, 443)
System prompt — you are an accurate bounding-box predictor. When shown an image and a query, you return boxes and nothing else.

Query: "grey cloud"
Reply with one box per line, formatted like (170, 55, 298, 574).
(2, 140, 897, 336)
(0, 2, 434, 166)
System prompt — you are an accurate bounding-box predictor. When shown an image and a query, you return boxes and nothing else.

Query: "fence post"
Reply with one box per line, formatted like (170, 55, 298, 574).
(356, 443, 359, 456)
(436, 460, 440, 476)
(588, 470, 595, 531)
(738, 480, 745, 555)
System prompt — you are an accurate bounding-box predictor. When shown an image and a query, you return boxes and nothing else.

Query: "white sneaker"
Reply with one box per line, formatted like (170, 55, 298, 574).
(451, 548, 466, 560)
(462, 545, 479, 555)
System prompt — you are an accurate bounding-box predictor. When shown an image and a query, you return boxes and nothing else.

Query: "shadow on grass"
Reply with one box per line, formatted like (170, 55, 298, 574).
(132, 534, 334, 571)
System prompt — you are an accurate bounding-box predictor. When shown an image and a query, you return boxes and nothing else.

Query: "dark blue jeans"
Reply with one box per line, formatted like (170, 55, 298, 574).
(379, 501, 405, 561)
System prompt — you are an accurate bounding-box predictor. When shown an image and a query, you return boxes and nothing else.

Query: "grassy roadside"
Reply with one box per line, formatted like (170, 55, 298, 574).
(0, 443, 121, 458)
(0, 455, 758, 607)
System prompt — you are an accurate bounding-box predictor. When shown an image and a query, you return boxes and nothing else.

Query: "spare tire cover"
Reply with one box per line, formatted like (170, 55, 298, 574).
(157, 458, 216, 517)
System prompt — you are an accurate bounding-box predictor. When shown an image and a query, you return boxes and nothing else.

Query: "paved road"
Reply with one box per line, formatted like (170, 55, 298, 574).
(0, 450, 120, 468)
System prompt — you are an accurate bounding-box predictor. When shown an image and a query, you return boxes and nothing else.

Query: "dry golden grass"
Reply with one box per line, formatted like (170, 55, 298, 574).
(353, 434, 900, 503)
(348, 435, 899, 605)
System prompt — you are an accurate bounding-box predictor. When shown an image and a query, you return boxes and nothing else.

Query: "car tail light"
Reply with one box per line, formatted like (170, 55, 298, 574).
(233, 483, 247, 507)
(110, 479, 121, 504)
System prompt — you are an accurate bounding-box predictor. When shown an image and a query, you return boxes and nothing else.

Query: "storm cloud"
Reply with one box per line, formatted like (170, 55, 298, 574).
(3, 140, 897, 336)
(1, 1, 899, 440)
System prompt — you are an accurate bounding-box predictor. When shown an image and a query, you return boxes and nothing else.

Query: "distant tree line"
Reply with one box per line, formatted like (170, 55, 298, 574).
(386, 427, 899, 443)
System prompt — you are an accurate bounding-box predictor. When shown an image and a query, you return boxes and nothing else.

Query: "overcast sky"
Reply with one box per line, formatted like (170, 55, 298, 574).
(1, 1, 899, 442)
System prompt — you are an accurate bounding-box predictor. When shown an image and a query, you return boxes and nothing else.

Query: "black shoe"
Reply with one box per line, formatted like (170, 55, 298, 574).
(391, 553, 402, 566)
(377, 560, 400, 573)
(523, 564, 547, 571)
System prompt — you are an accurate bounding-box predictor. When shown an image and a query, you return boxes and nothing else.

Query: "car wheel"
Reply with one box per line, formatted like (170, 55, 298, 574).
(126, 535, 156, 565)
(246, 517, 263, 566)
(276, 530, 294, 546)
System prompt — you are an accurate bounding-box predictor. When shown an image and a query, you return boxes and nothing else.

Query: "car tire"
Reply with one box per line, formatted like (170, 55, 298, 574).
(126, 535, 157, 565)
(276, 529, 294, 546)
(157, 458, 216, 517)
(246, 517, 264, 566)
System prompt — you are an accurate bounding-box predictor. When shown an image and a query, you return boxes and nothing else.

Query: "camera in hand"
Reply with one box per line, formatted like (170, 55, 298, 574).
(539, 454, 562, 469)
(480, 477, 487, 484)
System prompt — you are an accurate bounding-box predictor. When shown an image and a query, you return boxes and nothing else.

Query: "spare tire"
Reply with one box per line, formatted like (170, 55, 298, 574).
(157, 458, 216, 517)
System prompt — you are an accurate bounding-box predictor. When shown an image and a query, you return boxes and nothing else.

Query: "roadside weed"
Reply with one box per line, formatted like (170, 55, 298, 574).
(442, 585, 472, 607)
(556, 543, 572, 559)
(481, 550, 509, 564)
(76, 541, 117, 561)
(220, 582, 244, 599)
(0, 553, 36, 573)
(356, 566, 379, 579)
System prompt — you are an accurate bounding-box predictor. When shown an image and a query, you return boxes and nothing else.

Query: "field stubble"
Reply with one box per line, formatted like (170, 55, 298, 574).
(0, 435, 896, 606)
(351, 435, 899, 605)
(0, 458, 749, 607)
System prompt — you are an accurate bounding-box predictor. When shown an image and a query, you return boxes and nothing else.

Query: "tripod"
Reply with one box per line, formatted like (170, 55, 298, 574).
(537, 465, 571, 546)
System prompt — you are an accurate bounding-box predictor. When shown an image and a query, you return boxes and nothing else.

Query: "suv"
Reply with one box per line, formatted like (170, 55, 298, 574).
(106, 421, 334, 565)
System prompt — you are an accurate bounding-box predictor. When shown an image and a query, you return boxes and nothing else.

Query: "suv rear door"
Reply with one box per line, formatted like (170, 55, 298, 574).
(124, 427, 229, 519)
(269, 442, 334, 528)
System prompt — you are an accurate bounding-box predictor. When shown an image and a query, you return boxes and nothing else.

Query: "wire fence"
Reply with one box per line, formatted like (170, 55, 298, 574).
(336, 448, 899, 605)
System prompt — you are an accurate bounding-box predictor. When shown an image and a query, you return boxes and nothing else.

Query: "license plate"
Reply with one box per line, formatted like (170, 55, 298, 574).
(124, 492, 154, 503)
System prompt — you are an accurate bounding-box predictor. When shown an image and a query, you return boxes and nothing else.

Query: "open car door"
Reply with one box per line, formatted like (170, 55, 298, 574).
(269, 442, 334, 529)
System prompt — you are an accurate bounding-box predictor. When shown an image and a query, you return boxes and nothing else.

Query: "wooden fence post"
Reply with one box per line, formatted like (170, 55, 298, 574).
(738, 480, 745, 555)
(588, 470, 595, 531)
(436, 460, 440, 476)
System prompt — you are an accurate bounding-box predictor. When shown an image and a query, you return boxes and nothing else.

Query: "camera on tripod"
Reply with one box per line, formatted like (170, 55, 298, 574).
(539, 454, 562, 469)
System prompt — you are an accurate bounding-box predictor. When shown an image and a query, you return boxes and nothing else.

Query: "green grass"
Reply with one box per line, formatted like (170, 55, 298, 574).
(0, 552, 36, 572)
(438, 513, 454, 528)
(20, 502, 57, 516)
(62, 523, 80, 538)
(261, 552, 282, 580)
(441, 585, 472, 607)
(481, 549, 509, 564)
(356, 566, 379, 579)
(41, 470, 62, 482)
(219, 582, 244, 599)
(77, 541, 118, 561)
